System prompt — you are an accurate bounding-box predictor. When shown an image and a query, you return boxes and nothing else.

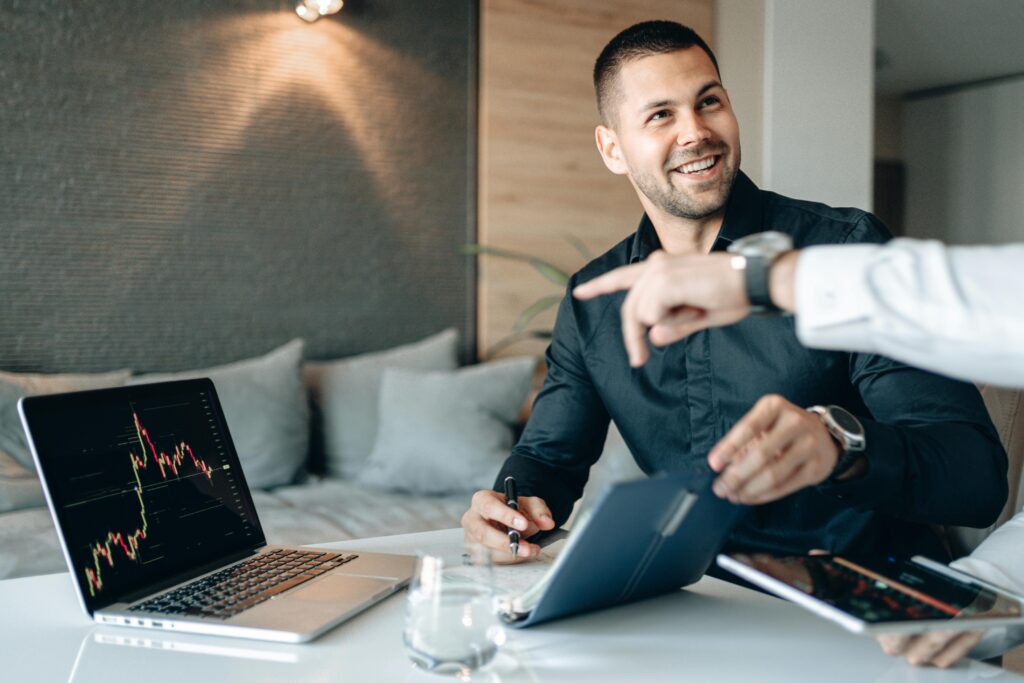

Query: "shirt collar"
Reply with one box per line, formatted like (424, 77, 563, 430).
(628, 214, 661, 264)
(628, 170, 765, 263)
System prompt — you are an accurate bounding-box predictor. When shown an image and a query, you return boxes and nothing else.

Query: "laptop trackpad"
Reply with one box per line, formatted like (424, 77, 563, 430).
(286, 574, 396, 603)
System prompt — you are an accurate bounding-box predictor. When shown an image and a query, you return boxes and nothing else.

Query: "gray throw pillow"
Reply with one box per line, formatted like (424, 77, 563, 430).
(0, 369, 132, 512)
(304, 329, 458, 479)
(357, 356, 536, 495)
(129, 340, 307, 490)
(0, 453, 45, 514)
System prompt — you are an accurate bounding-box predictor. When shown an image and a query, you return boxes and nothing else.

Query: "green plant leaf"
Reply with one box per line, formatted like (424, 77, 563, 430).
(527, 259, 570, 287)
(460, 244, 570, 287)
(513, 295, 562, 332)
(563, 234, 593, 262)
(459, 244, 536, 260)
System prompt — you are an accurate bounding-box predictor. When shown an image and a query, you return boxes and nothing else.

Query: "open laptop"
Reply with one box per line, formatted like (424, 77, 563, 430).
(18, 378, 415, 643)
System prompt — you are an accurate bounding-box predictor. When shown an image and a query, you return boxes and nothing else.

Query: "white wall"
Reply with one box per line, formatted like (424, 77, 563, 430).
(714, 0, 765, 187)
(903, 78, 1024, 244)
(761, 0, 875, 210)
(715, 0, 875, 209)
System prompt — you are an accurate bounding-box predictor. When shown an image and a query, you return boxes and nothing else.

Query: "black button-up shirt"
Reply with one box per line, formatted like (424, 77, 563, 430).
(497, 172, 1007, 559)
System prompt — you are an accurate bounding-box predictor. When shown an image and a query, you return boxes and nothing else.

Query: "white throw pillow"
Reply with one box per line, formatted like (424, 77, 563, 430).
(0, 369, 131, 512)
(304, 329, 458, 479)
(129, 340, 308, 490)
(357, 356, 536, 495)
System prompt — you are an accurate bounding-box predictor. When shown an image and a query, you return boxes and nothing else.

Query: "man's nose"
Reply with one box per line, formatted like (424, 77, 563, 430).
(674, 111, 712, 147)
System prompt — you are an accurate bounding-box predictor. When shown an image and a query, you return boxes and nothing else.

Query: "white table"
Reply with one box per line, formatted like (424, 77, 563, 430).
(2, 529, 1021, 683)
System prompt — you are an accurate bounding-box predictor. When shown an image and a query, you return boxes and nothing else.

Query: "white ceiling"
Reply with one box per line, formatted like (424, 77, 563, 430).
(875, 0, 1024, 96)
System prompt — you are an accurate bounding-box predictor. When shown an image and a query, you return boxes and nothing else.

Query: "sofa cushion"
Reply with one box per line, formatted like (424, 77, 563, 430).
(129, 340, 308, 490)
(304, 329, 458, 479)
(0, 454, 46, 514)
(270, 479, 470, 543)
(0, 505, 67, 580)
(0, 369, 131, 512)
(357, 357, 536, 495)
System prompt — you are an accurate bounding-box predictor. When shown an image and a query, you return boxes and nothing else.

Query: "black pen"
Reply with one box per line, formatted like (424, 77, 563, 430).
(503, 476, 520, 558)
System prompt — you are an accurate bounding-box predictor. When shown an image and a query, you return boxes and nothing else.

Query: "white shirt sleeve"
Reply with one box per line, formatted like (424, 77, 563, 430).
(795, 238, 1024, 659)
(951, 512, 1024, 596)
(794, 239, 1024, 387)
(949, 512, 1024, 660)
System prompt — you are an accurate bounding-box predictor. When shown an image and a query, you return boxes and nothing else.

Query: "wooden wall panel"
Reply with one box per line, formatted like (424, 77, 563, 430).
(479, 0, 714, 358)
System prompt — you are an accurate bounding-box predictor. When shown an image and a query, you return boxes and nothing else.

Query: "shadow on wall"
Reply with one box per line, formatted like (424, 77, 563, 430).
(170, 12, 453, 214)
(1, 2, 473, 372)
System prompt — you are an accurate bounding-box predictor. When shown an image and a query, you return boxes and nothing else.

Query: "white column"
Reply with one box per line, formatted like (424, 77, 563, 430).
(762, 0, 875, 210)
(715, 0, 766, 188)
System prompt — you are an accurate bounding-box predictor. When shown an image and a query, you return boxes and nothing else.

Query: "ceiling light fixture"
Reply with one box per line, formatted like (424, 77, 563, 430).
(296, 0, 344, 23)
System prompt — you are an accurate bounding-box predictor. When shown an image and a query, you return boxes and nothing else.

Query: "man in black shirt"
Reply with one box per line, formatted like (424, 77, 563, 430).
(461, 20, 1006, 562)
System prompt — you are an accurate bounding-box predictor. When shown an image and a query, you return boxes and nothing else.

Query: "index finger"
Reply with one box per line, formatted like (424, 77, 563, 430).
(708, 396, 786, 471)
(620, 287, 651, 367)
(473, 490, 528, 532)
(572, 263, 646, 300)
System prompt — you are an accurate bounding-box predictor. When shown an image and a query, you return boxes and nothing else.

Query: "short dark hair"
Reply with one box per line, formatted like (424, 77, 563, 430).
(593, 21, 720, 125)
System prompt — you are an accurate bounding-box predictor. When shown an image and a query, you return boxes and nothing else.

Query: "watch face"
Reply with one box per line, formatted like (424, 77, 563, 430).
(728, 231, 793, 257)
(830, 406, 863, 435)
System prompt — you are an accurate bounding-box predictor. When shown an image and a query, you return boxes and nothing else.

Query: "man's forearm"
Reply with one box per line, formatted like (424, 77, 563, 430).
(768, 250, 798, 313)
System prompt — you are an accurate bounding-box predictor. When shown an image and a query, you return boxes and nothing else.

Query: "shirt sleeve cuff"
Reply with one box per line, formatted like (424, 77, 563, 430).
(947, 557, 1024, 660)
(795, 244, 882, 354)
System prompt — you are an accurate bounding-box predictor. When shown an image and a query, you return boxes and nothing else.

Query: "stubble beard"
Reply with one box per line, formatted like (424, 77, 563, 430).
(631, 145, 740, 221)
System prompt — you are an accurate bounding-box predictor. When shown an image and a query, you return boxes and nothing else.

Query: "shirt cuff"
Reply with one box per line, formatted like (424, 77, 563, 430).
(948, 558, 1022, 661)
(795, 244, 882, 354)
(950, 557, 1024, 598)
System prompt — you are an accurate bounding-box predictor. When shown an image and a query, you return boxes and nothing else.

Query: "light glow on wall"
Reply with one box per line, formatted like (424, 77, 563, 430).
(133, 12, 452, 226)
(295, 0, 344, 23)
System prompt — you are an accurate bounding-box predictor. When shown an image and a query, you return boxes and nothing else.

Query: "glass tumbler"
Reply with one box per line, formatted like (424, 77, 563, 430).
(403, 544, 506, 677)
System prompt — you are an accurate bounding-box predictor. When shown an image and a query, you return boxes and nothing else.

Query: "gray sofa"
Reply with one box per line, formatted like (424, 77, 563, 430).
(0, 333, 503, 581)
(7, 329, 1015, 584)
(0, 476, 472, 581)
(0, 330, 543, 580)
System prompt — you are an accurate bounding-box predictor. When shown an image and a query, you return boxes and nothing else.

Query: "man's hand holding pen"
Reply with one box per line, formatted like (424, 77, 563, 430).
(504, 477, 521, 557)
(461, 482, 556, 563)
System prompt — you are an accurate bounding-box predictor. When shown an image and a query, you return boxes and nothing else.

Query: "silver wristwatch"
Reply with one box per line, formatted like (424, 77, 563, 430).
(807, 405, 866, 481)
(727, 231, 793, 314)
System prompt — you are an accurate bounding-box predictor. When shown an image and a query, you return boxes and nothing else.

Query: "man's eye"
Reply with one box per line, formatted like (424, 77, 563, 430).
(649, 110, 670, 122)
(699, 96, 721, 109)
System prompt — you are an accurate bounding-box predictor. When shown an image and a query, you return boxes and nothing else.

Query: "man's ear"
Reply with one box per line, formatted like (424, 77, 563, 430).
(595, 125, 628, 175)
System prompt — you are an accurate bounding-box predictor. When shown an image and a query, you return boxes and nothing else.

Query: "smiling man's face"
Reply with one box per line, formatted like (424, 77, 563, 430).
(596, 47, 741, 223)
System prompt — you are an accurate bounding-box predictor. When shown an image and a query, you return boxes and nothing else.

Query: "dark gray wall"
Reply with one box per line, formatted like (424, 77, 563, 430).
(0, 0, 476, 372)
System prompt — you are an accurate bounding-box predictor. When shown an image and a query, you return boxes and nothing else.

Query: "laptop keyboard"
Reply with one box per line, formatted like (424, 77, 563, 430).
(128, 549, 359, 620)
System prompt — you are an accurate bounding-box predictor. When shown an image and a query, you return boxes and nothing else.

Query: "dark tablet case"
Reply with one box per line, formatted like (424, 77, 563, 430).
(510, 469, 745, 628)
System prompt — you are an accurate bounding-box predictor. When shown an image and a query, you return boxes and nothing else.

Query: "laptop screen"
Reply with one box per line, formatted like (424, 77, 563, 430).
(21, 379, 264, 614)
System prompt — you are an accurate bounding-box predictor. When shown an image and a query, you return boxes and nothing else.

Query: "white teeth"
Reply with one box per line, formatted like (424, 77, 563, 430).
(680, 157, 717, 174)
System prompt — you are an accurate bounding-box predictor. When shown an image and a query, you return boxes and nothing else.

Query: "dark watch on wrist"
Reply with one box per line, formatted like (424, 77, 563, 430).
(726, 231, 793, 314)
(807, 405, 867, 481)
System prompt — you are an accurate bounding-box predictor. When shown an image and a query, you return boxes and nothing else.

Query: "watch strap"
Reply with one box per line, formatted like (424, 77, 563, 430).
(829, 449, 865, 482)
(743, 255, 778, 313)
(806, 409, 864, 483)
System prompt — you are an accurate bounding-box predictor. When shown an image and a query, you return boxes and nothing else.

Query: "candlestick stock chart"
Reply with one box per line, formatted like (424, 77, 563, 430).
(39, 387, 260, 609)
